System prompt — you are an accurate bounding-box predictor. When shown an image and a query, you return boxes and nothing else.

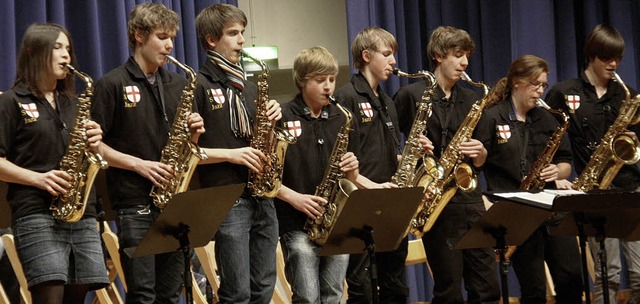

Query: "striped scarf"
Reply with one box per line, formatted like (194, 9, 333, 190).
(207, 50, 252, 139)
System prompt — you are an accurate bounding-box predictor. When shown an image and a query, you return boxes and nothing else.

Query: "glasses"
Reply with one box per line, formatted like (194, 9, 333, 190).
(528, 81, 548, 91)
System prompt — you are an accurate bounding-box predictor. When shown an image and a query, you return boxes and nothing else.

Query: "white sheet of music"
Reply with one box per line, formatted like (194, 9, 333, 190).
(492, 189, 584, 208)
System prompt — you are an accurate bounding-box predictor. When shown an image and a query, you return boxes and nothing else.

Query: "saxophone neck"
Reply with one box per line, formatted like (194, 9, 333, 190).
(165, 55, 197, 86)
(64, 64, 93, 90)
(461, 72, 489, 96)
(241, 50, 269, 74)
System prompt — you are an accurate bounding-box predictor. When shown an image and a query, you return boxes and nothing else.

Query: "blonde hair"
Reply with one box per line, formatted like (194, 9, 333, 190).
(127, 3, 179, 51)
(293, 46, 338, 90)
(351, 27, 397, 70)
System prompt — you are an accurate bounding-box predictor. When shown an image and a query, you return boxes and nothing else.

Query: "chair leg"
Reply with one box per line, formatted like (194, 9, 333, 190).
(1, 234, 31, 304)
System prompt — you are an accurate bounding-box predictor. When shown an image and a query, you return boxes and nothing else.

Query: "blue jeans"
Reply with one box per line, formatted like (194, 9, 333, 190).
(281, 230, 348, 303)
(117, 204, 184, 304)
(215, 196, 278, 304)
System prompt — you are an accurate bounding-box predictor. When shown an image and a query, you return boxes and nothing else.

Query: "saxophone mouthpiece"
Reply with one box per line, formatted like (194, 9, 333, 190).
(461, 72, 471, 82)
(392, 68, 402, 76)
(326, 94, 336, 104)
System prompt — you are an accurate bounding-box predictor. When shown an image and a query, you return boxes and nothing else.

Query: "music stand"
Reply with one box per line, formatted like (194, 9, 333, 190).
(318, 187, 424, 304)
(550, 191, 640, 304)
(124, 183, 245, 304)
(455, 194, 553, 304)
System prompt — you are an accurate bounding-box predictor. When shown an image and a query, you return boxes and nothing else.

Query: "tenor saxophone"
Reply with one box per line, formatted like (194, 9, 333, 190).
(573, 72, 640, 191)
(411, 72, 490, 236)
(519, 99, 570, 191)
(305, 96, 358, 245)
(150, 55, 208, 209)
(50, 64, 108, 223)
(391, 69, 444, 188)
(243, 51, 296, 198)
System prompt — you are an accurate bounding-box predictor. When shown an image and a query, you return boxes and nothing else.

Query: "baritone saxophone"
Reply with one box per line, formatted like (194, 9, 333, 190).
(150, 55, 208, 209)
(51, 64, 108, 222)
(305, 96, 357, 245)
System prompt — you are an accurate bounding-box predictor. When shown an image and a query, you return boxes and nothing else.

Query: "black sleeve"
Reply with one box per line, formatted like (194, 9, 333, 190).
(0, 94, 18, 157)
(91, 76, 117, 137)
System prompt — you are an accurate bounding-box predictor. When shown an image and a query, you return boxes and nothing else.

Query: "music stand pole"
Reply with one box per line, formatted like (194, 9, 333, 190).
(592, 217, 610, 304)
(350, 225, 379, 304)
(487, 226, 510, 304)
(172, 223, 193, 304)
(575, 213, 592, 304)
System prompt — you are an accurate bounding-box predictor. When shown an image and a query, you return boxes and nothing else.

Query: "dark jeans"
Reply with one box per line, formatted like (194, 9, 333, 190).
(215, 196, 278, 304)
(511, 226, 583, 304)
(346, 236, 409, 304)
(423, 202, 500, 304)
(117, 204, 184, 304)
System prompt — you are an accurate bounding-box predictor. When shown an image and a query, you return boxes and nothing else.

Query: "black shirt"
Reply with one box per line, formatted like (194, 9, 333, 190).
(0, 81, 98, 219)
(546, 71, 640, 189)
(194, 59, 258, 190)
(394, 81, 485, 203)
(274, 93, 359, 235)
(334, 73, 400, 182)
(91, 57, 187, 208)
(479, 99, 573, 192)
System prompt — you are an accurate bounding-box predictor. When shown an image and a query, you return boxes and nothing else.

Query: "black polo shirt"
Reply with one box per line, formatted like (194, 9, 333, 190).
(394, 81, 484, 203)
(91, 57, 187, 208)
(274, 93, 359, 235)
(479, 99, 573, 192)
(194, 59, 258, 190)
(334, 73, 400, 183)
(0, 82, 98, 219)
(546, 71, 640, 189)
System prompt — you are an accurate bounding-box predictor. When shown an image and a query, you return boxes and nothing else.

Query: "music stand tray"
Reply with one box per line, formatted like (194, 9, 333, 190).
(318, 187, 425, 256)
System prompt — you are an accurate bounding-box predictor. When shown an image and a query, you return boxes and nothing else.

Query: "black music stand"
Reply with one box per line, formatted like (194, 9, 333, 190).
(318, 187, 424, 304)
(455, 194, 553, 304)
(124, 183, 245, 304)
(550, 191, 640, 304)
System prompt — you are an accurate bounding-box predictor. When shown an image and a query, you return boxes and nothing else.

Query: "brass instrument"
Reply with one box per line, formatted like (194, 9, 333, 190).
(305, 96, 358, 245)
(411, 72, 490, 236)
(391, 69, 444, 187)
(243, 51, 296, 197)
(573, 72, 640, 191)
(51, 64, 108, 222)
(150, 55, 208, 209)
(519, 99, 570, 191)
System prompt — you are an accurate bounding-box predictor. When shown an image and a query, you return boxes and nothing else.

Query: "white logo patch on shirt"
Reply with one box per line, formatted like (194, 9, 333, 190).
(124, 85, 141, 106)
(20, 103, 39, 118)
(359, 102, 373, 118)
(565, 95, 581, 112)
(285, 120, 302, 138)
(497, 124, 511, 142)
(210, 88, 225, 105)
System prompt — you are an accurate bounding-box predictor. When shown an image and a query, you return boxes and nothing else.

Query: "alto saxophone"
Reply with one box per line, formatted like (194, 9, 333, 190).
(305, 96, 358, 245)
(391, 69, 444, 188)
(411, 72, 490, 236)
(243, 51, 296, 198)
(150, 55, 208, 209)
(519, 99, 570, 191)
(50, 64, 108, 223)
(573, 72, 640, 191)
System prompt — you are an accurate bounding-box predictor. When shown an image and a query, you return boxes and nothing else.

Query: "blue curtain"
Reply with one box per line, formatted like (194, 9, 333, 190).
(346, 0, 640, 96)
(0, 0, 237, 91)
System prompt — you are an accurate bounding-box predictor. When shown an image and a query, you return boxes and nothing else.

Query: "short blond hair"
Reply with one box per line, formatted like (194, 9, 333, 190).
(293, 46, 338, 90)
(127, 3, 179, 51)
(351, 27, 397, 70)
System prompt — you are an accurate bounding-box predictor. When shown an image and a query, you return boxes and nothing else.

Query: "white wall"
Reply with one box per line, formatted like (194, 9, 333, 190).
(238, 0, 350, 69)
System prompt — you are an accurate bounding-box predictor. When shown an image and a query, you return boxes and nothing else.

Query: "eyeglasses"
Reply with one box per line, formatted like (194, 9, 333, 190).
(528, 81, 548, 91)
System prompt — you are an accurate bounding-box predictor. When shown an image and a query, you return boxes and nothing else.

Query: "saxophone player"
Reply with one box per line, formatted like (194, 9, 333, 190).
(91, 3, 205, 303)
(480, 55, 583, 304)
(0, 23, 108, 303)
(394, 26, 500, 303)
(275, 46, 359, 303)
(546, 24, 640, 304)
(193, 4, 281, 303)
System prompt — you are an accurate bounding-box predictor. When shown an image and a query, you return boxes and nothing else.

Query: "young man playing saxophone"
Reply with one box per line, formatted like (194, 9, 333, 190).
(91, 3, 204, 303)
(193, 4, 281, 303)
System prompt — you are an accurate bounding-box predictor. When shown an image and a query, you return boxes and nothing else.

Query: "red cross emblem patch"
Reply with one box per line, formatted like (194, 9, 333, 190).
(209, 88, 225, 104)
(565, 95, 580, 111)
(359, 102, 373, 118)
(497, 124, 511, 140)
(125, 85, 141, 103)
(285, 120, 302, 138)
(20, 103, 39, 118)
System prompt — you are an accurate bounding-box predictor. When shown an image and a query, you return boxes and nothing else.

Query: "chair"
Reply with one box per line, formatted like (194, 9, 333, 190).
(273, 241, 291, 303)
(0, 278, 10, 304)
(194, 241, 219, 303)
(1, 234, 31, 304)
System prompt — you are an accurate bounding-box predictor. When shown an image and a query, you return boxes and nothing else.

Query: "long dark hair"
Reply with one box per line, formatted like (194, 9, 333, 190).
(14, 23, 76, 98)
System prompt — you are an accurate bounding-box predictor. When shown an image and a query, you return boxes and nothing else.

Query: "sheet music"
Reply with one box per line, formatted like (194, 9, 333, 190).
(491, 189, 585, 209)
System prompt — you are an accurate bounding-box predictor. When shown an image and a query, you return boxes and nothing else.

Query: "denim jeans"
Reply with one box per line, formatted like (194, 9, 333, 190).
(590, 238, 640, 304)
(215, 196, 278, 304)
(281, 230, 348, 303)
(117, 204, 184, 304)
